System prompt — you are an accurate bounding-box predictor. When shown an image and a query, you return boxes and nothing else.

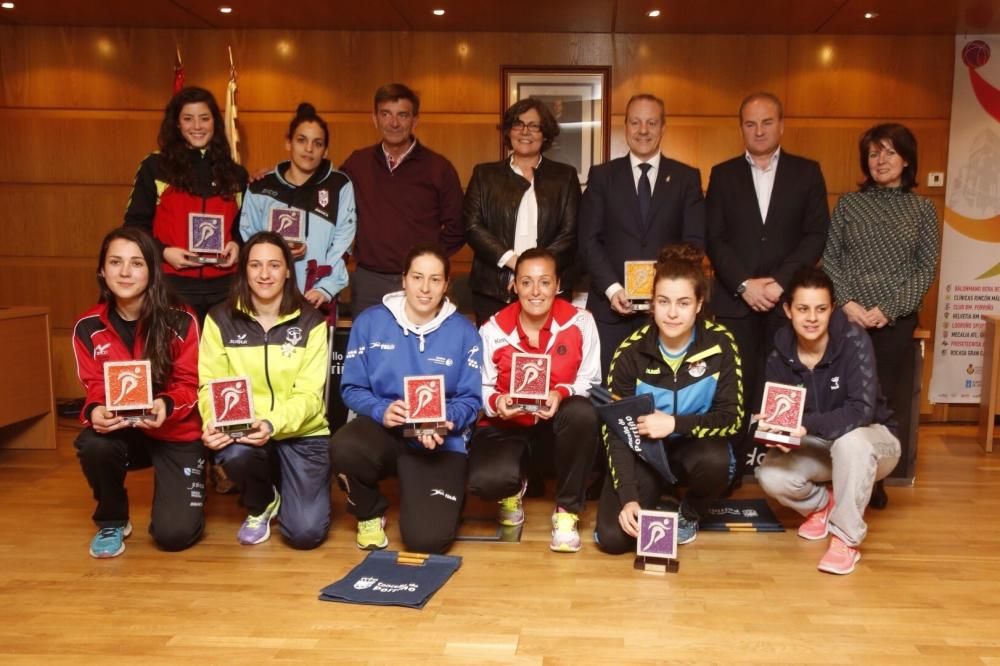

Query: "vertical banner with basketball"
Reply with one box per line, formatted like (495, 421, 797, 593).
(929, 37, 1000, 403)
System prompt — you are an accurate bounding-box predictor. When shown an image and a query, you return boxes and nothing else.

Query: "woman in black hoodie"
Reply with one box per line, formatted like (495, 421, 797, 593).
(755, 267, 900, 576)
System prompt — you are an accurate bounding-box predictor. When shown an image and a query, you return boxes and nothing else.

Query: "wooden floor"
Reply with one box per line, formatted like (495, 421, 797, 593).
(1, 421, 999, 665)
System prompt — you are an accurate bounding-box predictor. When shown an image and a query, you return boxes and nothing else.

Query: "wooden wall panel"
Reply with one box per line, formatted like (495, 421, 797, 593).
(787, 35, 953, 118)
(610, 34, 789, 116)
(0, 185, 126, 257)
(0, 261, 96, 331)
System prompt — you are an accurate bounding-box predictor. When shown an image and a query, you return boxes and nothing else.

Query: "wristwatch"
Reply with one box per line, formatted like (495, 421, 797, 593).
(736, 280, 748, 296)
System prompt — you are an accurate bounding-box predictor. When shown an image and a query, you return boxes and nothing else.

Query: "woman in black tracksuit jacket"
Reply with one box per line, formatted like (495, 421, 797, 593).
(595, 244, 744, 552)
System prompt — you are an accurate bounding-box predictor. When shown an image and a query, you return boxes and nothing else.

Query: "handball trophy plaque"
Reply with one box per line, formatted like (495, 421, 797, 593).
(209, 377, 255, 438)
(624, 260, 656, 311)
(103, 360, 154, 423)
(268, 207, 306, 244)
(755, 382, 806, 448)
(403, 375, 448, 438)
(509, 352, 551, 413)
(634, 509, 680, 575)
(188, 212, 226, 264)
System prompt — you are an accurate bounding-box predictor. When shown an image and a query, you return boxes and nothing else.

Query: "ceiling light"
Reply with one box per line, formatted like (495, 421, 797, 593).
(647, 9, 661, 17)
(1, 2, 15, 9)
(433, 8, 445, 16)
(864, 11, 878, 19)
(219, 5, 233, 14)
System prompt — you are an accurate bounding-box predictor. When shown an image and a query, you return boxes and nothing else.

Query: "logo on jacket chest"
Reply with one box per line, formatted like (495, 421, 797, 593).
(318, 189, 329, 207)
(688, 360, 707, 378)
(830, 376, 840, 391)
(281, 327, 303, 358)
(93, 342, 111, 358)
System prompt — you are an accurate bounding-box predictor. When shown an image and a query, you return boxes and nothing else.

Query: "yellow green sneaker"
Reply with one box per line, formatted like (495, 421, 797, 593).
(357, 515, 388, 550)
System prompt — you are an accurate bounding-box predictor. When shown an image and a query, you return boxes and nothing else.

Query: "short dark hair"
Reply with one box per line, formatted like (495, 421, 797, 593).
(403, 243, 450, 280)
(374, 83, 420, 116)
(514, 247, 558, 277)
(625, 94, 666, 122)
(229, 232, 306, 317)
(786, 266, 836, 304)
(739, 92, 784, 122)
(655, 244, 709, 304)
(287, 102, 329, 147)
(500, 98, 560, 153)
(858, 123, 919, 192)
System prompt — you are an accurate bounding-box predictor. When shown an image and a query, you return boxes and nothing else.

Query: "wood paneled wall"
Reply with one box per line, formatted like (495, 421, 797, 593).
(0, 27, 955, 413)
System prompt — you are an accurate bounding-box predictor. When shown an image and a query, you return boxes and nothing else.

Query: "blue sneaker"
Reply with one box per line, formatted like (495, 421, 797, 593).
(89, 521, 133, 559)
(237, 489, 281, 545)
(678, 515, 699, 545)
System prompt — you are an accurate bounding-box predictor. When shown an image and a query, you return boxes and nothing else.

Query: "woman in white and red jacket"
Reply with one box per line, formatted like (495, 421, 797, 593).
(471, 247, 601, 553)
(72, 227, 204, 559)
(124, 87, 248, 323)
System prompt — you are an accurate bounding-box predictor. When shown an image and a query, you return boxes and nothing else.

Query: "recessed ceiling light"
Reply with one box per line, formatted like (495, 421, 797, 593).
(433, 8, 445, 16)
(219, 5, 233, 14)
(864, 11, 878, 19)
(647, 9, 661, 17)
(1, 2, 15, 9)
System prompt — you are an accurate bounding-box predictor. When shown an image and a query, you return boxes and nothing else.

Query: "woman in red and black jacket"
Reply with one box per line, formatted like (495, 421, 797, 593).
(125, 86, 248, 323)
(72, 227, 204, 559)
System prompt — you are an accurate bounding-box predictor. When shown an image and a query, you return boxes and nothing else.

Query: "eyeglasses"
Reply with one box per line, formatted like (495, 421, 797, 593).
(511, 120, 542, 134)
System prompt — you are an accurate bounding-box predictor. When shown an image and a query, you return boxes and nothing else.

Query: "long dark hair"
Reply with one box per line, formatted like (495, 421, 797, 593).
(228, 232, 307, 317)
(97, 227, 187, 391)
(157, 86, 244, 196)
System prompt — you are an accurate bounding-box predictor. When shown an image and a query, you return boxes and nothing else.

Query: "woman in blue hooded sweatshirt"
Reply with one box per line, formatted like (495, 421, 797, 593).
(331, 244, 482, 554)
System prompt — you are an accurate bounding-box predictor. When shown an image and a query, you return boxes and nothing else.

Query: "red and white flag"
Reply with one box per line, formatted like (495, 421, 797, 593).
(172, 46, 184, 95)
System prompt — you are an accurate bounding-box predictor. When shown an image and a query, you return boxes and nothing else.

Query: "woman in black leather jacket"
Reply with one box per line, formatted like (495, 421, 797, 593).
(463, 98, 581, 325)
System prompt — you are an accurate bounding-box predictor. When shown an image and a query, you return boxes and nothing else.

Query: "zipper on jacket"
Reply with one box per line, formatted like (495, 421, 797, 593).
(262, 329, 276, 411)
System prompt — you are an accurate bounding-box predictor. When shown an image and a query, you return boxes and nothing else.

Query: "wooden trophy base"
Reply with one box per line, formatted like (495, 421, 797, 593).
(755, 429, 802, 448)
(510, 397, 547, 413)
(404, 422, 448, 438)
(220, 423, 255, 439)
(634, 555, 679, 575)
(112, 409, 154, 425)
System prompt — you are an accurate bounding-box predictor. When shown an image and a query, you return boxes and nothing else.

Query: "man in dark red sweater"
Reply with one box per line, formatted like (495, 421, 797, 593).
(341, 83, 465, 315)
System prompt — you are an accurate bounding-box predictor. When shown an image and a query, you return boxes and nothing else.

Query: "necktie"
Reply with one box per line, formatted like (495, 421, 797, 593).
(637, 162, 652, 231)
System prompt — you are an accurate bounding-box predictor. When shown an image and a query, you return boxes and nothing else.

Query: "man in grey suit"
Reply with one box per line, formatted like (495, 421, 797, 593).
(578, 93, 705, 374)
(706, 91, 829, 482)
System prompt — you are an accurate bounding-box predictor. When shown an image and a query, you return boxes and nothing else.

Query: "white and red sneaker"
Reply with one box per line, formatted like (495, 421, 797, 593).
(798, 491, 834, 540)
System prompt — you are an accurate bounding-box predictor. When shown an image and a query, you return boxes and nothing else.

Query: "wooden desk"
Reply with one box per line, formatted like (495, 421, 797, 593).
(0, 307, 56, 450)
(979, 315, 1000, 453)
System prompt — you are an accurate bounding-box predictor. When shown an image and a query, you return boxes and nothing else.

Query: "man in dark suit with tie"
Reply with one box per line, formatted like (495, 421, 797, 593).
(705, 91, 829, 482)
(578, 93, 705, 373)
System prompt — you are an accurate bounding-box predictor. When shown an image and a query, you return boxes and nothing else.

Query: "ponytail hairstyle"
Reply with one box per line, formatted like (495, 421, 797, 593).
(287, 102, 329, 147)
(654, 243, 710, 305)
(157, 86, 245, 197)
(96, 227, 187, 392)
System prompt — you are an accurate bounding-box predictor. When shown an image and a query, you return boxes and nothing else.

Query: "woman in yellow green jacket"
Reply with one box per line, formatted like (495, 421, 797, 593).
(199, 231, 330, 549)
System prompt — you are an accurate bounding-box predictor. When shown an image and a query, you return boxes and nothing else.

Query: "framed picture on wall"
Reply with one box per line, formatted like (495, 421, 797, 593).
(501, 66, 611, 186)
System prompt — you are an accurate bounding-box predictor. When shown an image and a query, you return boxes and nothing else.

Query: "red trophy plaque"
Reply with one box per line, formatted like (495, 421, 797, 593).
(755, 382, 806, 447)
(268, 207, 305, 244)
(624, 260, 656, 311)
(103, 360, 154, 423)
(403, 375, 447, 437)
(188, 212, 226, 264)
(509, 352, 551, 412)
(209, 377, 255, 438)
(634, 509, 680, 575)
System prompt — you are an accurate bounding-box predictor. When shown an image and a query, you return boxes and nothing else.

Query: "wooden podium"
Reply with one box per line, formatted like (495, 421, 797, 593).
(0, 307, 57, 450)
(979, 315, 1000, 453)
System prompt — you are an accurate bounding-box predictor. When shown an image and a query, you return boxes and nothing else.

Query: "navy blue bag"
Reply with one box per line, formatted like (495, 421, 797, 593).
(319, 550, 462, 609)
